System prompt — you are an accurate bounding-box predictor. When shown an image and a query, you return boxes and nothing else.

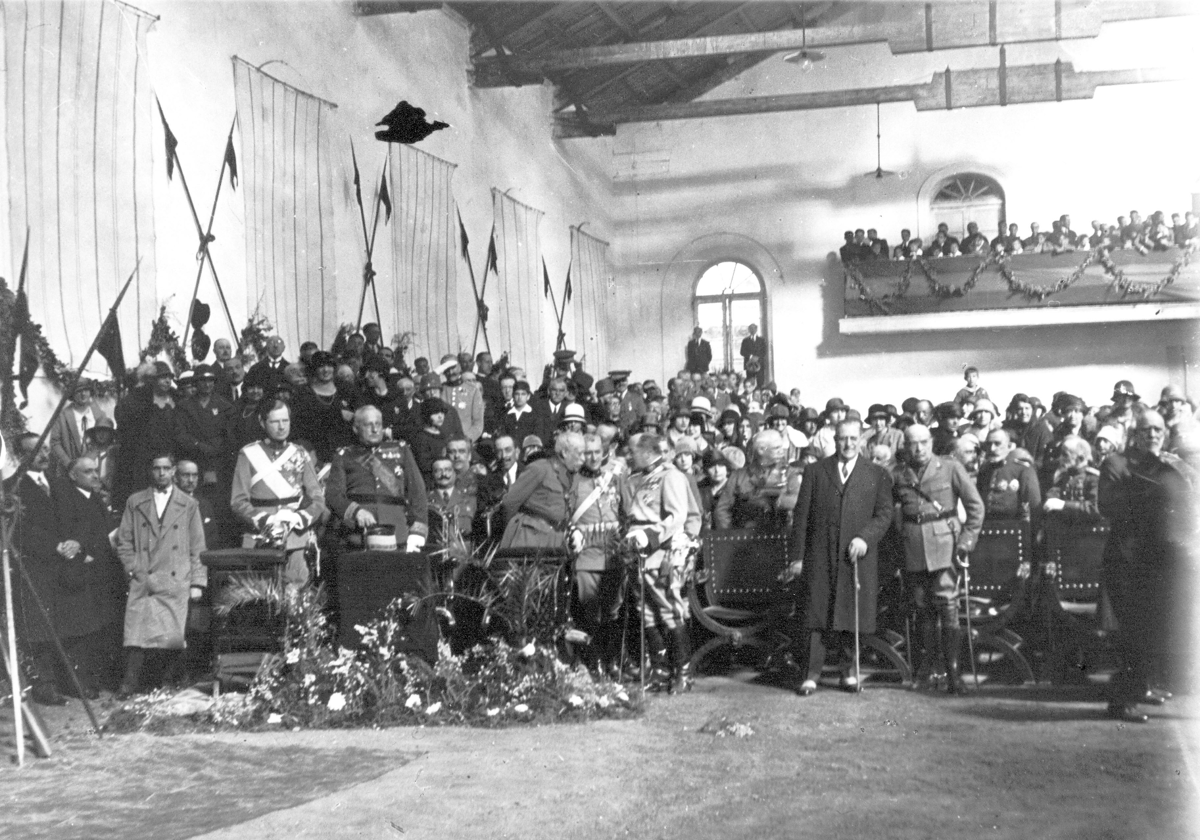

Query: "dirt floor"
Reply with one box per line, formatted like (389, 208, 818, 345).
(2, 670, 1198, 840)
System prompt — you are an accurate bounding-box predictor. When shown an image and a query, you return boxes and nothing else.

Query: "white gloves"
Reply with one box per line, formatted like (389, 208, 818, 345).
(1043, 498, 1066, 513)
(406, 534, 426, 553)
(568, 528, 585, 555)
(627, 529, 649, 550)
(266, 510, 303, 535)
(354, 508, 378, 529)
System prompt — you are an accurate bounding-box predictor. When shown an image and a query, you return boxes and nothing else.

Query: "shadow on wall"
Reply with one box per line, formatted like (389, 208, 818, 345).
(618, 164, 917, 228)
(813, 253, 1189, 369)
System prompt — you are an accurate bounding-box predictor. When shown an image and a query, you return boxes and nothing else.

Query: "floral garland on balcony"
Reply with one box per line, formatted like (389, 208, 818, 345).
(1100, 243, 1195, 300)
(846, 245, 1195, 314)
(909, 256, 986, 299)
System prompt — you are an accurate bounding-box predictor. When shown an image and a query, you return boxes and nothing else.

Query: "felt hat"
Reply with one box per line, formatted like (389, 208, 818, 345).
(1111, 380, 1139, 401)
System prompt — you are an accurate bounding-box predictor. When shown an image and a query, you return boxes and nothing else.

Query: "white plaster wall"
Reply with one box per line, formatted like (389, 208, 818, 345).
(142, 0, 613, 366)
(9, 1, 616, 440)
(608, 15, 1200, 411)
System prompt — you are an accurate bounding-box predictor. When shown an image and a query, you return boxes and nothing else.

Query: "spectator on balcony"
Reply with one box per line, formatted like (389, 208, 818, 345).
(867, 228, 889, 259)
(961, 222, 988, 256)
(1021, 221, 1043, 252)
(891, 229, 913, 260)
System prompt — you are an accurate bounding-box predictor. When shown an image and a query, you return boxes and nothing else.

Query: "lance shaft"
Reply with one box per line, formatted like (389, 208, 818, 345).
(180, 117, 239, 350)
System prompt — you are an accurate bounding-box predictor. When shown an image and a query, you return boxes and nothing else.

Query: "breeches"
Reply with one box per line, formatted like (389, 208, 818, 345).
(907, 568, 958, 614)
(573, 568, 626, 632)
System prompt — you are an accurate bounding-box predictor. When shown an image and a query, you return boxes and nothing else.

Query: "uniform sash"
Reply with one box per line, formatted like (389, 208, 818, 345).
(245, 442, 302, 500)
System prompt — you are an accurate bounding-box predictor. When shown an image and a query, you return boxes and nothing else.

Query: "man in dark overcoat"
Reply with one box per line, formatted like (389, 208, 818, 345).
(1098, 409, 1194, 723)
(6, 434, 74, 704)
(783, 419, 893, 695)
(53, 455, 127, 695)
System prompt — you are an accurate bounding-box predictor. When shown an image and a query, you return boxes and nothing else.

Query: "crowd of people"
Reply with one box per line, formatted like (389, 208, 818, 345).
(839, 209, 1200, 261)
(5, 323, 1196, 723)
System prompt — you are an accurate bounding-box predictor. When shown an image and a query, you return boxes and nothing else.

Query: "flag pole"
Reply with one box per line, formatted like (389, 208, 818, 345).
(458, 209, 490, 357)
(180, 116, 238, 350)
(4, 260, 137, 740)
(14, 261, 141, 477)
(158, 101, 238, 343)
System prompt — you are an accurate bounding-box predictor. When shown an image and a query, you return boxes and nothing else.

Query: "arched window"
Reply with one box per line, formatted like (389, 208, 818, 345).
(930, 173, 1006, 241)
(693, 260, 766, 378)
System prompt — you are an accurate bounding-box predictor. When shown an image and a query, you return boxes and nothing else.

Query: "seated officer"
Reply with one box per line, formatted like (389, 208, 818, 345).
(327, 405, 429, 552)
(977, 428, 1042, 532)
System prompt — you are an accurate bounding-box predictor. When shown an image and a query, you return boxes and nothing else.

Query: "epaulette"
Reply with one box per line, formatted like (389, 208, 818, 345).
(1085, 466, 1100, 476)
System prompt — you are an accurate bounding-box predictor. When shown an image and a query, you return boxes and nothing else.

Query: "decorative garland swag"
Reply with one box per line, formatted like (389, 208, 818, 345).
(847, 244, 1196, 316)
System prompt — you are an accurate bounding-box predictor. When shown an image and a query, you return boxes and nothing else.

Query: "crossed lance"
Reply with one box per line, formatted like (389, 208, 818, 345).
(156, 99, 239, 351)
(351, 140, 391, 330)
(458, 209, 496, 356)
(542, 257, 573, 353)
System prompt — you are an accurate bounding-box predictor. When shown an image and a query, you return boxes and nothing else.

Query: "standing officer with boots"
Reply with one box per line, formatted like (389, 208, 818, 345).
(567, 432, 626, 678)
(893, 424, 985, 694)
(620, 432, 693, 693)
(327, 405, 429, 553)
(230, 399, 327, 588)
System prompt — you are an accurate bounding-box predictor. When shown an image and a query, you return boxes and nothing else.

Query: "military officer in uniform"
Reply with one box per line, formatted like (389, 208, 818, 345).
(230, 398, 327, 587)
(440, 356, 485, 442)
(893, 423, 985, 693)
(567, 432, 626, 677)
(621, 432, 693, 693)
(977, 428, 1042, 530)
(326, 405, 429, 553)
(609, 370, 646, 436)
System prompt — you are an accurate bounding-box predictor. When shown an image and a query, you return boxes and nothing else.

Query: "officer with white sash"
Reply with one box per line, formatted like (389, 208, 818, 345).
(230, 399, 326, 586)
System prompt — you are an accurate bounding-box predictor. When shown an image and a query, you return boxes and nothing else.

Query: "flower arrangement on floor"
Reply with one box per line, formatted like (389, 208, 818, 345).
(106, 557, 639, 734)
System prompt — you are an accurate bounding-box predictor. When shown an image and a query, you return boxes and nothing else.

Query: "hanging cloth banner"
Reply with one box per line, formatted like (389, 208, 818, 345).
(491, 189, 545, 369)
(570, 225, 613, 376)
(385, 144, 459, 361)
(231, 56, 338, 348)
(3, 0, 159, 367)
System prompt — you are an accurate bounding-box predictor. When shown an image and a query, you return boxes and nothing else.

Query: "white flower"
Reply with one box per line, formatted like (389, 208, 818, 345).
(513, 703, 530, 714)
(486, 708, 500, 717)
(597, 696, 610, 709)
(426, 702, 442, 716)
(327, 692, 346, 711)
(518, 642, 536, 658)
(267, 713, 283, 725)
(303, 674, 316, 687)
(567, 694, 584, 708)
(285, 648, 300, 665)
(616, 690, 629, 703)
(405, 694, 422, 709)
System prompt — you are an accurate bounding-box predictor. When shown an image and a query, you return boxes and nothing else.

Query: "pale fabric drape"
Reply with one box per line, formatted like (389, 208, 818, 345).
(3, 0, 158, 364)
(569, 226, 613, 377)
(232, 56, 337, 348)
(490, 189, 545, 370)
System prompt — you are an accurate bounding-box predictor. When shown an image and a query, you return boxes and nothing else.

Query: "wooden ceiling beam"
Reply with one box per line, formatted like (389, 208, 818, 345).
(477, 1, 1196, 82)
(543, 2, 756, 103)
(555, 62, 1184, 135)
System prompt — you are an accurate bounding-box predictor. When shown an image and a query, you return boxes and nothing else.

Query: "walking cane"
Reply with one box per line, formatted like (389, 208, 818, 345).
(637, 550, 646, 696)
(960, 551, 979, 688)
(852, 556, 862, 694)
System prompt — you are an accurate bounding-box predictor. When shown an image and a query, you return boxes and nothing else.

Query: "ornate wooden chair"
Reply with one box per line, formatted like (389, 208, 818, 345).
(960, 519, 1036, 684)
(1042, 517, 1113, 680)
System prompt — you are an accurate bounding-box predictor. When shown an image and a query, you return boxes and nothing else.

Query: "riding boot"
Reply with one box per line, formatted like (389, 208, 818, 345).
(914, 615, 940, 689)
(643, 626, 671, 692)
(940, 605, 966, 695)
(669, 626, 693, 693)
